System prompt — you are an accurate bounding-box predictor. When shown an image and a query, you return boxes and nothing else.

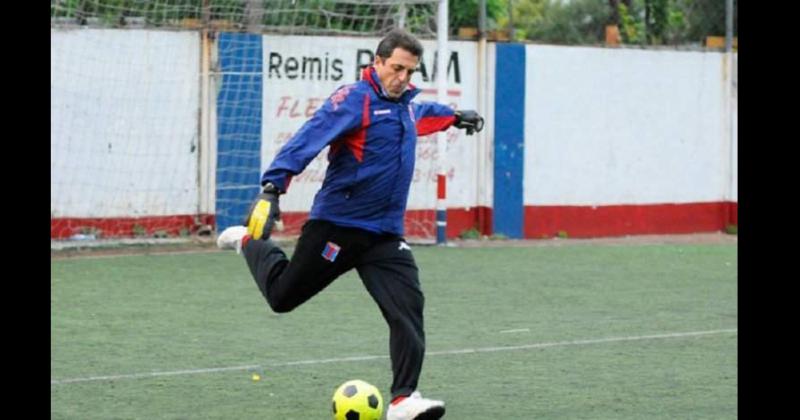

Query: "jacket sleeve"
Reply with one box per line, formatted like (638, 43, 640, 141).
(261, 86, 364, 192)
(413, 101, 457, 137)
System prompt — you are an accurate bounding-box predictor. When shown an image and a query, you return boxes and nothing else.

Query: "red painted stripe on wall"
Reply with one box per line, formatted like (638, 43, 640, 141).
(51, 214, 215, 239)
(726, 202, 738, 226)
(524, 202, 738, 238)
(271, 207, 492, 239)
(403, 207, 491, 238)
(51, 202, 737, 240)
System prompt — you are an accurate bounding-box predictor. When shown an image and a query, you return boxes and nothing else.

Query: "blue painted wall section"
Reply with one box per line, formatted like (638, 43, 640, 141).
(493, 44, 526, 239)
(216, 33, 263, 232)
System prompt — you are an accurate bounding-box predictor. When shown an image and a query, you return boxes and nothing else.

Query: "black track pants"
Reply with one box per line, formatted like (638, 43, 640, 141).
(242, 219, 425, 398)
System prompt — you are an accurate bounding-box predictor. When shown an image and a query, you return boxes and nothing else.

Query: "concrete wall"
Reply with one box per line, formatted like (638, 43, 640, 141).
(51, 29, 200, 233)
(50, 29, 737, 239)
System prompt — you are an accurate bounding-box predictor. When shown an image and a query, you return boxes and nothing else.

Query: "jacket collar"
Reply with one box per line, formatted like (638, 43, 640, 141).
(361, 66, 420, 102)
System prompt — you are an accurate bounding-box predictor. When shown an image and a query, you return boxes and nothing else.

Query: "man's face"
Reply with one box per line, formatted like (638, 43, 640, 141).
(374, 47, 419, 98)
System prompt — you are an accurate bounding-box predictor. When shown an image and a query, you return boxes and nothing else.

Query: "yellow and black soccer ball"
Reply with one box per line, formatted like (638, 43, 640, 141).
(332, 379, 383, 420)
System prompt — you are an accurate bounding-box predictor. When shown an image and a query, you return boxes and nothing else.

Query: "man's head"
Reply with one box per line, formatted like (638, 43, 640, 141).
(374, 29, 423, 98)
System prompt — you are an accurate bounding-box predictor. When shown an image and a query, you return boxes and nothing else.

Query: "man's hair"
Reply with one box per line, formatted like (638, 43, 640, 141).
(375, 29, 423, 59)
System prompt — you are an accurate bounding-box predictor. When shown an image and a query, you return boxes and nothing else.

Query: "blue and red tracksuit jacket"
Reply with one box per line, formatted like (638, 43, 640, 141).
(261, 66, 456, 235)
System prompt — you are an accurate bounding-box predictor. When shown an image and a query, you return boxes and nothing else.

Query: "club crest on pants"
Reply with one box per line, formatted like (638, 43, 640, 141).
(321, 242, 341, 262)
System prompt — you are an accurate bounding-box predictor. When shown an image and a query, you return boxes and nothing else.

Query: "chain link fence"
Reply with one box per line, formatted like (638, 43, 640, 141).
(51, 0, 440, 38)
(51, 1, 736, 49)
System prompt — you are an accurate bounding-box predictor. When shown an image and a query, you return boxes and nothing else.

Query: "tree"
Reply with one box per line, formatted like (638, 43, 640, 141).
(617, 0, 690, 45)
(512, 0, 612, 45)
(448, 0, 507, 34)
(678, 0, 735, 41)
(607, 0, 632, 26)
(617, 0, 644, 44)
(645, 0, 668, 44)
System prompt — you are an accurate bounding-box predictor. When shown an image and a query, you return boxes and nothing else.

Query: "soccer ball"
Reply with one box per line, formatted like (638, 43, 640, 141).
(332, 379, 384, 420)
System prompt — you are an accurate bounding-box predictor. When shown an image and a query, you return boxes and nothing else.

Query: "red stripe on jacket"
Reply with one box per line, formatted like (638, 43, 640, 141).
(362, 66, 381, 94)
(416, 115, 456, 137)
(336, 94, 370, 162)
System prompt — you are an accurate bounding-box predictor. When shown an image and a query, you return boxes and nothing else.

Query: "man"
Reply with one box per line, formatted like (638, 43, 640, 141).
(217, 28, 483, 420)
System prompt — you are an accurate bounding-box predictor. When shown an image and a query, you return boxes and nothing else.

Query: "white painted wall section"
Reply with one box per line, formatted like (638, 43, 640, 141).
(51, 29, 200, 218)
(524, 45, 730, 206)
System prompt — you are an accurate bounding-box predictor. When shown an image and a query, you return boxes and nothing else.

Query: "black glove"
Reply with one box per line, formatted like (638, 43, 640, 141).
(454, 110, 485, 135)
(243, 183, 282, 240)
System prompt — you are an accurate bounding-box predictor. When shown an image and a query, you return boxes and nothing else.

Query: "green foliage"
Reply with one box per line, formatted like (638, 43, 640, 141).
(459, 227, 481, 240)
(52, 0, 199, 24)
(132, 224, 146, 237)
(513, 0, 612, 45)
(497, 0, 545, 40)
(77, 226, 102, 237)
(449, 0, 507, 32)
(616, 0, 729, 46)
(618, 0, 645, 44)
(646, 0, 669, 44)
(504, 0, 730, 46)
(618, 0, 686, 45)
(51, 0, 732, 46)
(663, 6, 689, 44)
(679, 0, 735, 41)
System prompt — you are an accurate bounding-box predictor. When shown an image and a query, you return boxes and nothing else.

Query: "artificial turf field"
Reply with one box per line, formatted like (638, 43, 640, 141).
(52, 240, 737, 419)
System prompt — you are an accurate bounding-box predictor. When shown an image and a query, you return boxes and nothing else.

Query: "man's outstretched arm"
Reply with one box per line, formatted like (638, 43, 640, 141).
(414, 102, 484, 136)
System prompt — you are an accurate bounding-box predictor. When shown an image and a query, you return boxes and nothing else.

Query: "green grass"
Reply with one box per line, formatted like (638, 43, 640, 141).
(51, 243, 737, 419)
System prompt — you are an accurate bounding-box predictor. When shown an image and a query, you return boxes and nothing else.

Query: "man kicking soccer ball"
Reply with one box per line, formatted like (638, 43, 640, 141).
(217, 28, 483, 420)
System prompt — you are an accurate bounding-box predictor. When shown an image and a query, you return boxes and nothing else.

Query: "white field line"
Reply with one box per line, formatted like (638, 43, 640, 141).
(499, 328, 531, 334)
(51, 328, 736, 385)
